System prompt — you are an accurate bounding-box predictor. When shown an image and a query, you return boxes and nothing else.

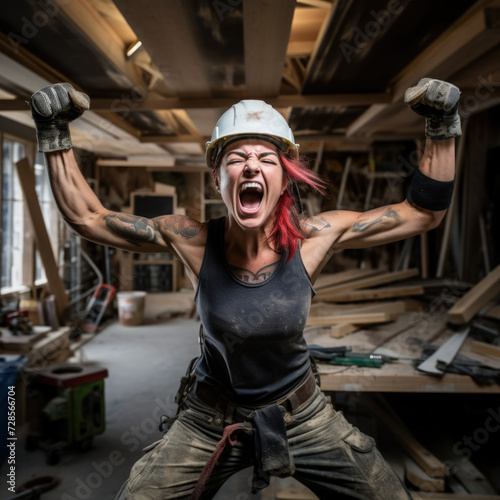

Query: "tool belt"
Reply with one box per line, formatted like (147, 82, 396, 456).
(194, 367, 318, 416)
(190, 372, 318, 500)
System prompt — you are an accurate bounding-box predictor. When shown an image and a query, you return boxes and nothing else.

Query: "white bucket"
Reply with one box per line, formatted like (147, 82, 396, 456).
(117, 291, 147, 326)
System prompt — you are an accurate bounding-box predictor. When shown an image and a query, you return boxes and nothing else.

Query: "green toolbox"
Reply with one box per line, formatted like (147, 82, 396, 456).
(26, 363, 108, 465)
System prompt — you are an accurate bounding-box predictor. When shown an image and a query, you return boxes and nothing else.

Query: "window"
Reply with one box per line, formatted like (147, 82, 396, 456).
(34, 152, 60, 284)
(1, 139, 60, 293)
(1, 139, 26, 289)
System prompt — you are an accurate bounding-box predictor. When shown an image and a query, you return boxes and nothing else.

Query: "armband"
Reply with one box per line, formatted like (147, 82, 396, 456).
(407, 168, 455, 211)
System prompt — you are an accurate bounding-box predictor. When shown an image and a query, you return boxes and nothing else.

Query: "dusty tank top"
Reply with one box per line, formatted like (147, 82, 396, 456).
(194, 217, 315, 404)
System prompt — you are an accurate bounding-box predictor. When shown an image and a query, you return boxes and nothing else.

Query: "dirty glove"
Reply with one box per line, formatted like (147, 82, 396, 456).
(404, 78, 461, 140)
(30, 83, 90, 153)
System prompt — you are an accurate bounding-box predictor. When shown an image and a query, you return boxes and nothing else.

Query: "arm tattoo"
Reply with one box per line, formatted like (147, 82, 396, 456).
(352, 208, 400, 233)
(304, 216, 331, 234)
(230, 261, 279, 283)
(105, 212, 158, 246)
(161, 216, 202, 239)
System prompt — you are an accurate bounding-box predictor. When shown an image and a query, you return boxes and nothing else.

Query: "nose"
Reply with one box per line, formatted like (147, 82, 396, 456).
(244, 158, 260, 174)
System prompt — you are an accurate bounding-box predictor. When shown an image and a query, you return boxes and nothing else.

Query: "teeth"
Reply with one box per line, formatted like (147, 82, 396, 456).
(241, 182, 263, 192)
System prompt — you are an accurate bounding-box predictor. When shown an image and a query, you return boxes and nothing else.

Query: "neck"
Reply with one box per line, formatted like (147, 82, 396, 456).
(224, 216, 278, 260)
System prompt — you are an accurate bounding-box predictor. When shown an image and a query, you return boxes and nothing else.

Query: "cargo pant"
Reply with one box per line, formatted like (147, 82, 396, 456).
(115, 386, 412, 500)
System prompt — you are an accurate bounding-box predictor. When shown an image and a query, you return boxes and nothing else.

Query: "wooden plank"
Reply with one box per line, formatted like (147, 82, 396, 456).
(330, 323, 358, 339)
(315, 269, 420, 301)
(0, 93, 393, 112)
(360, 396, 447, 478)
(16, 159, 69, 323)
(324, 284, 424, 303)
(306, 312, 395, 326)
(405, 457, 445, 492)
(313, 268, 385, 290)
(428, 437, 498, 495)
(0, 326, 52, 353)
(244, 0, 295, 97)
(471, 340, 500, 359)
(448, 265, 500, 324)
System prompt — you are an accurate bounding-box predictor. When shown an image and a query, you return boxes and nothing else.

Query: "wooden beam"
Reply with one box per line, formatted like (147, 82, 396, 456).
(324, 284, 425, 303)
(0, 92, 392, 112)
(346, 2, 500, 137)
(448, 265, 500, 324)
(16, 158, 69, 323)
(244, 0, 295, 97)
(471, 340, 500, 359)
(306, 312, 396, 326)
(56, 0, 142, 87)
(315, 269, 420, 302)
(298, 0, 333, 8)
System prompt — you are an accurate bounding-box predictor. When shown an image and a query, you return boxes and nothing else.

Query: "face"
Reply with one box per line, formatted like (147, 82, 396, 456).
(215, 140, 285, 230)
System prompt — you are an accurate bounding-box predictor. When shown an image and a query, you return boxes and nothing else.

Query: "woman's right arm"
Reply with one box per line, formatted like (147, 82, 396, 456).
(32, 83, 206, 272)
(45, 149, 206, 254)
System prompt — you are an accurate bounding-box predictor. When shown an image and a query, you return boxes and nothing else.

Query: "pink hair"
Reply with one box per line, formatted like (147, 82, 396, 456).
(269, 153, 327, 261)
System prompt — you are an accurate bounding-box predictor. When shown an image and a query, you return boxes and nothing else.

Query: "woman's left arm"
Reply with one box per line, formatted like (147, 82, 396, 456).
(322, 136, 455, 251)
(301, 78, 460, 278)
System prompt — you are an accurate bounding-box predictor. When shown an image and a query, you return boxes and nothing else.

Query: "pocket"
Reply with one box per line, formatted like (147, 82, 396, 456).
(342, 428, 388, 485)
(127, 438, 164, 491)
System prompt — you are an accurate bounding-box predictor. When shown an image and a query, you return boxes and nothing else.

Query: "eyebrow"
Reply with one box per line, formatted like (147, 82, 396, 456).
(225, 151, 279, 159)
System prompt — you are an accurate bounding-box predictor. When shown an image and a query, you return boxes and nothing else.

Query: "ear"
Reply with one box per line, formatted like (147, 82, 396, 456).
(212, 168, 220, 193)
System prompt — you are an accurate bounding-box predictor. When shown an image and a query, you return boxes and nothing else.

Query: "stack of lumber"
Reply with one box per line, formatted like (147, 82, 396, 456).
(308, 268, 424, 338)
(0, 326, 71, 369)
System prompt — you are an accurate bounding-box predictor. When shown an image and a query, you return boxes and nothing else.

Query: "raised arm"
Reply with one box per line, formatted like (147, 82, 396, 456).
(30, 84, 206, 268)
(301, 78, 460, 278)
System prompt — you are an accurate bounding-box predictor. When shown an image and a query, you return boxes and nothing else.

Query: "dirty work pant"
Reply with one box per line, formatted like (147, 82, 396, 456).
(115, 386, 412, 500)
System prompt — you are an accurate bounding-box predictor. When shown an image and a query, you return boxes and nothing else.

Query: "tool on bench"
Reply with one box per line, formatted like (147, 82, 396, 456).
(308, 345, 386, 368)
(417, 328, 470, 375)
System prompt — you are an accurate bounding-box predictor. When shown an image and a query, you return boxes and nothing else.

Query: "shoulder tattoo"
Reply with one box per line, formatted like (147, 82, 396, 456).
(231, 261, 279, 283)
(304, 216, 332, 234)
(352, 207, 400, 233)
(161, 216, 202, 239)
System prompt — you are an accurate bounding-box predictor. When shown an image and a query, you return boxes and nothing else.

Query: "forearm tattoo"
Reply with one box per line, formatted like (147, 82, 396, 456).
(352, 208, 400, 233)
(105, 213, 202, 247)
(231, 262, 279, 283)
(104, 212, 158, 247)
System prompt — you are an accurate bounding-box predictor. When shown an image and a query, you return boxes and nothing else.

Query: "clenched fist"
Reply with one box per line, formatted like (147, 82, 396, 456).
(30, 83, 90, 153)
(404, 78, 461, 140)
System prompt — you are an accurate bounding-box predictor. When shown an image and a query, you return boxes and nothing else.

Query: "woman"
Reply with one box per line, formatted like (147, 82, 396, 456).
(30, 78, 459, 499)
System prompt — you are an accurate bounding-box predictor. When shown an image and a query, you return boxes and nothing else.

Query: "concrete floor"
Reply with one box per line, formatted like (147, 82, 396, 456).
(2, 298, 262, 500)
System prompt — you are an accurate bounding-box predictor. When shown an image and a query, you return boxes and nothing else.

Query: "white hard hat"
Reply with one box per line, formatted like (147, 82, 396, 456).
(205, 100, 299, 168)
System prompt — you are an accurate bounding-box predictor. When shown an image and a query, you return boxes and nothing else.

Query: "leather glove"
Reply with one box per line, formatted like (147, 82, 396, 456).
(404, 78, 461, 140)
(30, 83, 90, 153)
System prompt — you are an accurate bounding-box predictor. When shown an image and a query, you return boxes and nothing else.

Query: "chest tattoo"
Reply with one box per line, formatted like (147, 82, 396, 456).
(230, 261, 280, 283)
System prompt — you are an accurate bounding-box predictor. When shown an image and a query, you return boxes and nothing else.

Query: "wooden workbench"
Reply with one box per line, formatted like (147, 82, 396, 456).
(305, 312, 500, 394)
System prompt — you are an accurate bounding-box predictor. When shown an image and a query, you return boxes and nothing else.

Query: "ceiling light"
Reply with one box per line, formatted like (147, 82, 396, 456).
(126, 40, 143, 58)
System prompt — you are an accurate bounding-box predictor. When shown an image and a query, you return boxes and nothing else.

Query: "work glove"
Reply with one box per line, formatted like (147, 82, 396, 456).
(404, 78, 461, 140)
(29, 83, 90, 153)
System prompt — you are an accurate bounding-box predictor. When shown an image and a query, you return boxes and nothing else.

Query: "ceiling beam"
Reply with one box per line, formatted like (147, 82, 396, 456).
(0, 93, 391, 112)
(346, 1, 500, 137)
(244, 0, 295, 97)
(56, 0, 143, 88)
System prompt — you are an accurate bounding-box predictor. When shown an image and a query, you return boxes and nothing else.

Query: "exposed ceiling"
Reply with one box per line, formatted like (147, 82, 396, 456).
(1, 0, 500, 172)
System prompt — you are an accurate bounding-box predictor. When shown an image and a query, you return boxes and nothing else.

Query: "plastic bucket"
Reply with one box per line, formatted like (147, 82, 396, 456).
(117, 291, 147, 326)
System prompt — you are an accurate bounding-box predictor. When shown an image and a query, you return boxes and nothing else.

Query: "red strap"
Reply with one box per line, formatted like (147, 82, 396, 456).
(190, 422, 248, 500)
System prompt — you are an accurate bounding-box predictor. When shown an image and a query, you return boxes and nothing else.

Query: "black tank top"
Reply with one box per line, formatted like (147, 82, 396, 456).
(194, 217, 315, 404)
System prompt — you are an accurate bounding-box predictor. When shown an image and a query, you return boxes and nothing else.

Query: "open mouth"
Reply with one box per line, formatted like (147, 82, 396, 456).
(239, 182, 263, 213)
